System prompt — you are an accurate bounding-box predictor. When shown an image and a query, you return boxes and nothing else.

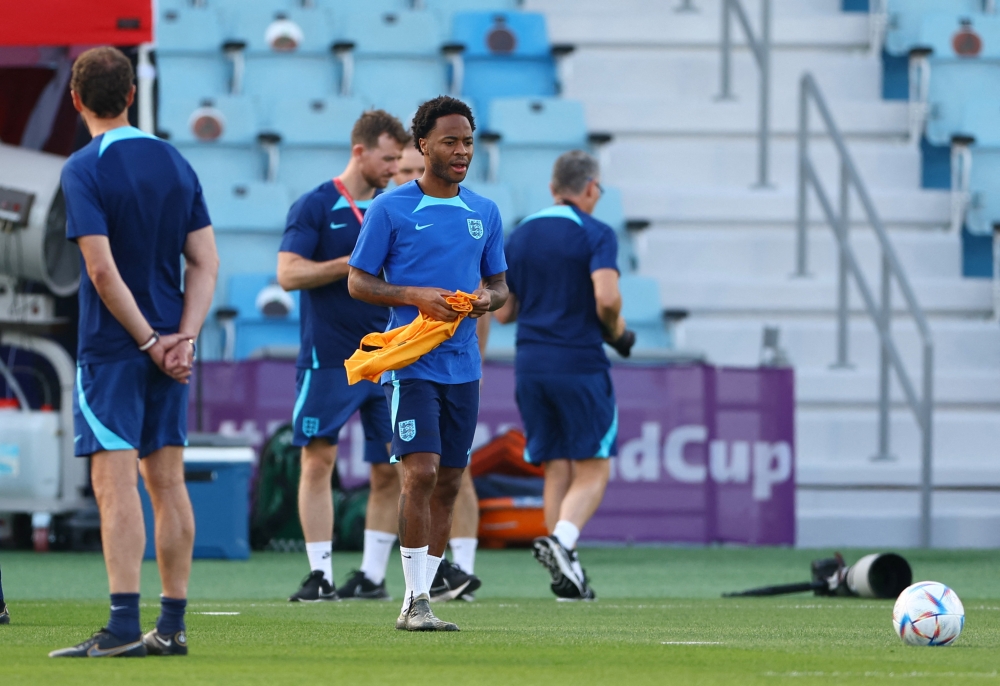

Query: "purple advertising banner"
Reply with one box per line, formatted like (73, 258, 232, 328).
(190, 361, 795, 545)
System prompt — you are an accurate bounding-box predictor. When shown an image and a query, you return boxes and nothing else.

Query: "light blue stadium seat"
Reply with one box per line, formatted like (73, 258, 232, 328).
(884, 0, 982, 56)
(243, 55, 342, 100)
(462, 181, 516, 233)
(260, 97, 366, 145)
(619, 274, 671, 350)
(226, 272, 301, 360)
(423, 0, 519, 23)
(346, 11, 449, 122)
(964, 146, 1000, 236)
(177, 145, 264, 189)
(225, 5, 336, 54)
(590, 186, 639, 274)
(278, 148, 354, 199)
(925, 61, 1000, 145)
(159, 94, 259, 145)
(156, 56, 230, 108)
(156, 5, 225, 53)
(918, 13, 1000, 59)
(451, 11, 557, 128)
(202, 181, 292, 232)
(487, 97, 588, 218)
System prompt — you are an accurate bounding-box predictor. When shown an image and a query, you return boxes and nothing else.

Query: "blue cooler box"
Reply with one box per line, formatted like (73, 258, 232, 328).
(139, 444, 254, 560)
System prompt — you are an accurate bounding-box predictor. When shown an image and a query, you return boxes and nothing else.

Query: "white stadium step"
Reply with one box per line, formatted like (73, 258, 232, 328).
(623, 185, 950, 226)
(605, 138, 921, 190)
(637, 227, 961, 280)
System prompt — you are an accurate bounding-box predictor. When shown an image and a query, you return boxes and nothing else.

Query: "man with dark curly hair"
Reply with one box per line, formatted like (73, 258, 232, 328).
(348, 96, 508, 631)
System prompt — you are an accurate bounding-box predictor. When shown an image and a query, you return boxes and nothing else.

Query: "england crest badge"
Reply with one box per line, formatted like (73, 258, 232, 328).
(467, 218, 484, 239)
(302, 417, 319, 437)
(398, 419, 417, 442)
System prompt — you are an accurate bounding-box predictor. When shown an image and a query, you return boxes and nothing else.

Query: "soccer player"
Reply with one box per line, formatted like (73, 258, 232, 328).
(495, 150, 632, 601)
(393, 145, 425, 185)
(50, 47, 218, 657)
(348, 96, 508, 630)
(278, 110, 409, 602)
(394, 147, 484, 602)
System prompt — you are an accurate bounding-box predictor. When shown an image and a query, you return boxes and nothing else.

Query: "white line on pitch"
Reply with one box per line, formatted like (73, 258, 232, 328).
(191, 612, 241, 615)
(661, 641, 722, 645)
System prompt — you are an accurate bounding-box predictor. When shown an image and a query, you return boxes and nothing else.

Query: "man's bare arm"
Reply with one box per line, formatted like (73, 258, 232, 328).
(592, 267, 625, 340)
(277, 252, 350, 291)
(163, 225, 220, 376)
(348, 266, 459, 322)
(469, 271, 509, 319)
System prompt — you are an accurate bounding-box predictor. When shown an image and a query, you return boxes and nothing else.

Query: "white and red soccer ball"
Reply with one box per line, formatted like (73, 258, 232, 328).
(892, 581, 965, 646)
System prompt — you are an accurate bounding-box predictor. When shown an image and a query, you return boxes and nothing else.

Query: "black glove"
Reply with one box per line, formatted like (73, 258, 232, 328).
(608, 329, 636, 358)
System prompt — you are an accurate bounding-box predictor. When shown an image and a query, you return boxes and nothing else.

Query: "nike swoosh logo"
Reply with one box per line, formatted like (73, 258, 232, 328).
(155, 635, 172, 648)
(402, 555, 412, 559)
(87, 641, 139, 657)
(415, 223, 433, 230)
(330, 222, 347, 230)
(74, 435, 82, 442)
(110, 606, 126, 611)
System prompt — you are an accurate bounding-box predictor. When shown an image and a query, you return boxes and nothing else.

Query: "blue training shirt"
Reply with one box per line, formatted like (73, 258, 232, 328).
(505, 203, 619, 375)
(279, 181, 389, 370)
(349, 180, 507, 385)
(62, 126, 212, 365)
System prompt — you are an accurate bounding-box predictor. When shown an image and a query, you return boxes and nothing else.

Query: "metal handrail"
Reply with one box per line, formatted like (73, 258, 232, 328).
(795, 73, 935, 548)
(718, 0, 771, 188)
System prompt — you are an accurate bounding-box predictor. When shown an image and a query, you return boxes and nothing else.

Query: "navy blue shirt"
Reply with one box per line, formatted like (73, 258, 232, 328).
(505, 204, 619, 375)
(349, 181, 507, 384)
(280, 181, 389, 370)
(62, 127, 211, 365)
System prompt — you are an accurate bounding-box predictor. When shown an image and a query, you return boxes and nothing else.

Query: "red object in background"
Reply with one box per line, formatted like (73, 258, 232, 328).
(478, 498, 548, 548)
(469, 429, 544, 479)
(0, 398, 19, 409)
(0, 0, 152, 47)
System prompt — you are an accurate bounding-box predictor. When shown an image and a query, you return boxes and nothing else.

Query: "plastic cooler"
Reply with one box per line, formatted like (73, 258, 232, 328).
(138, 436, 254, 560)
(478, 496, 547, 548)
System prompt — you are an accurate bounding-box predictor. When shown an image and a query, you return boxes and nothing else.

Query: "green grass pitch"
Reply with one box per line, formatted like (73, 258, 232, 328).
(1, 547, 998, 684)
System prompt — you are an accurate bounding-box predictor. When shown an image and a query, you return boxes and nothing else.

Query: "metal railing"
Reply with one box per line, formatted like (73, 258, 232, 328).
(718, 0, 771, 188)
(795, 73, 935, 548)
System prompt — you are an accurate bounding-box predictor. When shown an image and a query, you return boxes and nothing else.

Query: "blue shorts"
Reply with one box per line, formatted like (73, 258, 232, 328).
(516, 371, 618, 465)
(383, 379, 480, 469)
(292, 366, 392, 463)
(74, 356, 188, 459)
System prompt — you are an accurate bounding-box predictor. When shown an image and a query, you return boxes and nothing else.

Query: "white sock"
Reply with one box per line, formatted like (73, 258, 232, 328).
(449, 537, 478, 574)
(425, 555, 442, 596)
(400, 545, 428, 613)
(305, 541, 333, 584)
(552, 520, 580, 550)
(360, 529, 396, 585)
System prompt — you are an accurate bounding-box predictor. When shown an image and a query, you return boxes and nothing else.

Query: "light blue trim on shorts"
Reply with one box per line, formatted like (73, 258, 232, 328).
(596, 406, 619, 458)
(311, 347, 319, 370)
(292, 370, 312, 425)
(388, 379, 401, 463)
(76, 366, 133, 451)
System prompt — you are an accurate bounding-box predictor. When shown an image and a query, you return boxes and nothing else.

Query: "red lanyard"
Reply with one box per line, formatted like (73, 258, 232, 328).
(333, 177, 365, 225)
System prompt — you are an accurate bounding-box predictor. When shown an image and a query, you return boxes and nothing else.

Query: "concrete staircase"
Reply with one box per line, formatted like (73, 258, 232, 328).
(526, 0, 1000, 547)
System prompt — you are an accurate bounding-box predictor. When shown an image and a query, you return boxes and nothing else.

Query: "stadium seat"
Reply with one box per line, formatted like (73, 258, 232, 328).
(918, 13, 1000, 59)
(259, 97, 366, 146)
(462, 181, 516, 233)
(422, 0, 520, 23)
(450, 11, 559, 127)
(484, 318, 517, 355)
(225, 6, 336, 53)
(202, 181, 293, 233)
(485, 97, 589, 217)
(226, 272, 301, 360)
(159, 94, 259, 145)
(883, 0, 982, 56)
(618, 274, 671, 350)
(964, 148, 1000, 236)
(590, 186, 639, 274)
(344, 11, 449, 123)
(924, 61, 1000, 145)
(156, 5, 225, 53)
(156, 56, 230, 108)
(278, 148, 354, 200)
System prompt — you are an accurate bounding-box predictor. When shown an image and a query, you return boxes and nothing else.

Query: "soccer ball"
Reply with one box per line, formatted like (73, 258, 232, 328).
(892, 581, 965, 646)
